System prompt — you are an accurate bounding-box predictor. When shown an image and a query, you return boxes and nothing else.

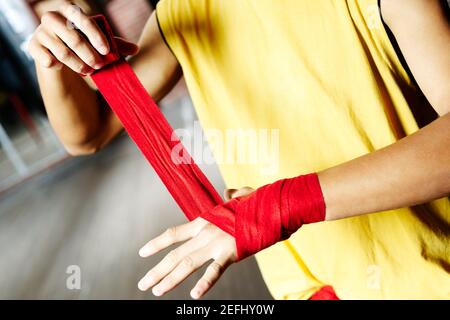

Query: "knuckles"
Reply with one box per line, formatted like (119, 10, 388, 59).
(164, 227, 178, 240)
(208, 262, 222, 274)
(69, 33, 84, 49)
(198, 278, 213, 289)
(58, 1, 80, 16)
(84, 55, 97, 67)
(181, 256, 194, 269)
(27, 35, 52, 68)
(165, 250, 178, 265)
(42, 56, 55, 68)
(57, 47, 71, 61)
(40, 11, 59, 26)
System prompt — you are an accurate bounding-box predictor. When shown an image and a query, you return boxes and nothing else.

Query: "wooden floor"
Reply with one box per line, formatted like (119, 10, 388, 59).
(0, 99, 272, 300)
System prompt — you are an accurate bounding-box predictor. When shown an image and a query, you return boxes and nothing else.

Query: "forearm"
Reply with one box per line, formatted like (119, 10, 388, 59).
(319, 113, 450, 221)
(37, 65, 110, 153)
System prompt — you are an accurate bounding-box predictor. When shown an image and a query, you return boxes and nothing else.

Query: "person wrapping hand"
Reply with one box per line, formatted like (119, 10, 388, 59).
(28, 1, 450, 300)
(85, 15, 331, 299)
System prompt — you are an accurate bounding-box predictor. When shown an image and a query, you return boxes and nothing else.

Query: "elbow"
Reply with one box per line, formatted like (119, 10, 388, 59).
(64, 144, 101, 156)
(61, 136, 104, 156)
(56, 126, 107, 156)
(63, 143, 102, 156)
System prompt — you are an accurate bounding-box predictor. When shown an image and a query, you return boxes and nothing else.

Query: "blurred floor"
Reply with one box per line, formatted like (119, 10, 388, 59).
(0, 115, 67, 192)
(0, 89, 272, 300)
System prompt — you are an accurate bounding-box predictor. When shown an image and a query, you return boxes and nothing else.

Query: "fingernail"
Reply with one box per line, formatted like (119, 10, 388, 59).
(152, 287, 162, 296)
(139, 247, 153, 257)
(98, 45, 109, 55)
(191, 290, 200, 299)
(137, 281, 147, 291)
(94, 63, 103, 70)
(138, 248, 147, 257)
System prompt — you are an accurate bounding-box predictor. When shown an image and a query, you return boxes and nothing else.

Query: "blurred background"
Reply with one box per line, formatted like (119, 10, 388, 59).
(0, 0, 271, 299)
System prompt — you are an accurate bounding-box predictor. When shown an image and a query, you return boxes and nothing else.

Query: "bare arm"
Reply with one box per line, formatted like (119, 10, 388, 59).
(320, 113, 450, 220)
(380, 0, 450, 116)
(319, 0, 450, 220)
(29, 2, 181, 155)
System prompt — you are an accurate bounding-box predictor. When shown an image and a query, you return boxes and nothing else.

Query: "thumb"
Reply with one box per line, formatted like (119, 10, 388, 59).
(224, 187, 254, 201)
(114, 37, 139, 56)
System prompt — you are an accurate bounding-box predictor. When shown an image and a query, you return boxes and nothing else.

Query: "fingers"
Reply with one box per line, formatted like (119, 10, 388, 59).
(139, 218, 207, 258)
(191, 257, 229, 299)
(35, 27, 92, 75)
(31, 10, 94, 74)
(138, 237, 205, 291)
(42, 11, 103, 70)
(224, 187, 255, 201)
(151, 249, 211, 296)
(58, 2, 110, 55)
(27, 40, 62, 70)
(29, 2, 115, 74)
(138, 221, 236, 298)
(29, 3, 139, 74)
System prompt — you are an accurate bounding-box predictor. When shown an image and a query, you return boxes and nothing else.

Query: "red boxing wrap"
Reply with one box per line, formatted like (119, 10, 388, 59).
(90, 16, 326, 262)
(203, 174, 326, 260)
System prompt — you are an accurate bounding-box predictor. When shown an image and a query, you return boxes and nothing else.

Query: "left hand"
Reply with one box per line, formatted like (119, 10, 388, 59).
(138, 187, 254, 299)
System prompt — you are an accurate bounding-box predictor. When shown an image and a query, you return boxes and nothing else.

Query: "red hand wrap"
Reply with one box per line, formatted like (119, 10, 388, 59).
(203, 174, 326, 260)
(90, 16, 326, 262)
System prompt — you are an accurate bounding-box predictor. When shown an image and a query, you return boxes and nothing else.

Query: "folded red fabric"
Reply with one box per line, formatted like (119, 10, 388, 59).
(310, 286, 340, 300)
(90, 15, 326, 262)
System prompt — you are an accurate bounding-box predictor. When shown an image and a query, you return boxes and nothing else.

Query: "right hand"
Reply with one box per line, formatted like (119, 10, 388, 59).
(28, 1, 139, 75)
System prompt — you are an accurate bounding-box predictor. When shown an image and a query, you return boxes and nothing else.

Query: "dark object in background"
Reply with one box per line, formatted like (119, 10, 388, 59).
(149, 0, 159, 9)
(0, 0, 43, 115)
(0, 44, 28, 129)
(0, 45, 22, 93)
(0, 1, 38, 91)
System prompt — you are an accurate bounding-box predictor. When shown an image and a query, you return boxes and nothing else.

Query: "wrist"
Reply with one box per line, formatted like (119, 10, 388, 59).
(202, 173, 327, 260)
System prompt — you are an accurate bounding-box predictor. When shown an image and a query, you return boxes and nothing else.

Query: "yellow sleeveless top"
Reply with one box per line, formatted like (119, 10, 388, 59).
(156, 0, 450, 299)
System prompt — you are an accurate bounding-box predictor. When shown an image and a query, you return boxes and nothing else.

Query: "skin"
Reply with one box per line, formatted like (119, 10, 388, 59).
(29, 0, 449, 299)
